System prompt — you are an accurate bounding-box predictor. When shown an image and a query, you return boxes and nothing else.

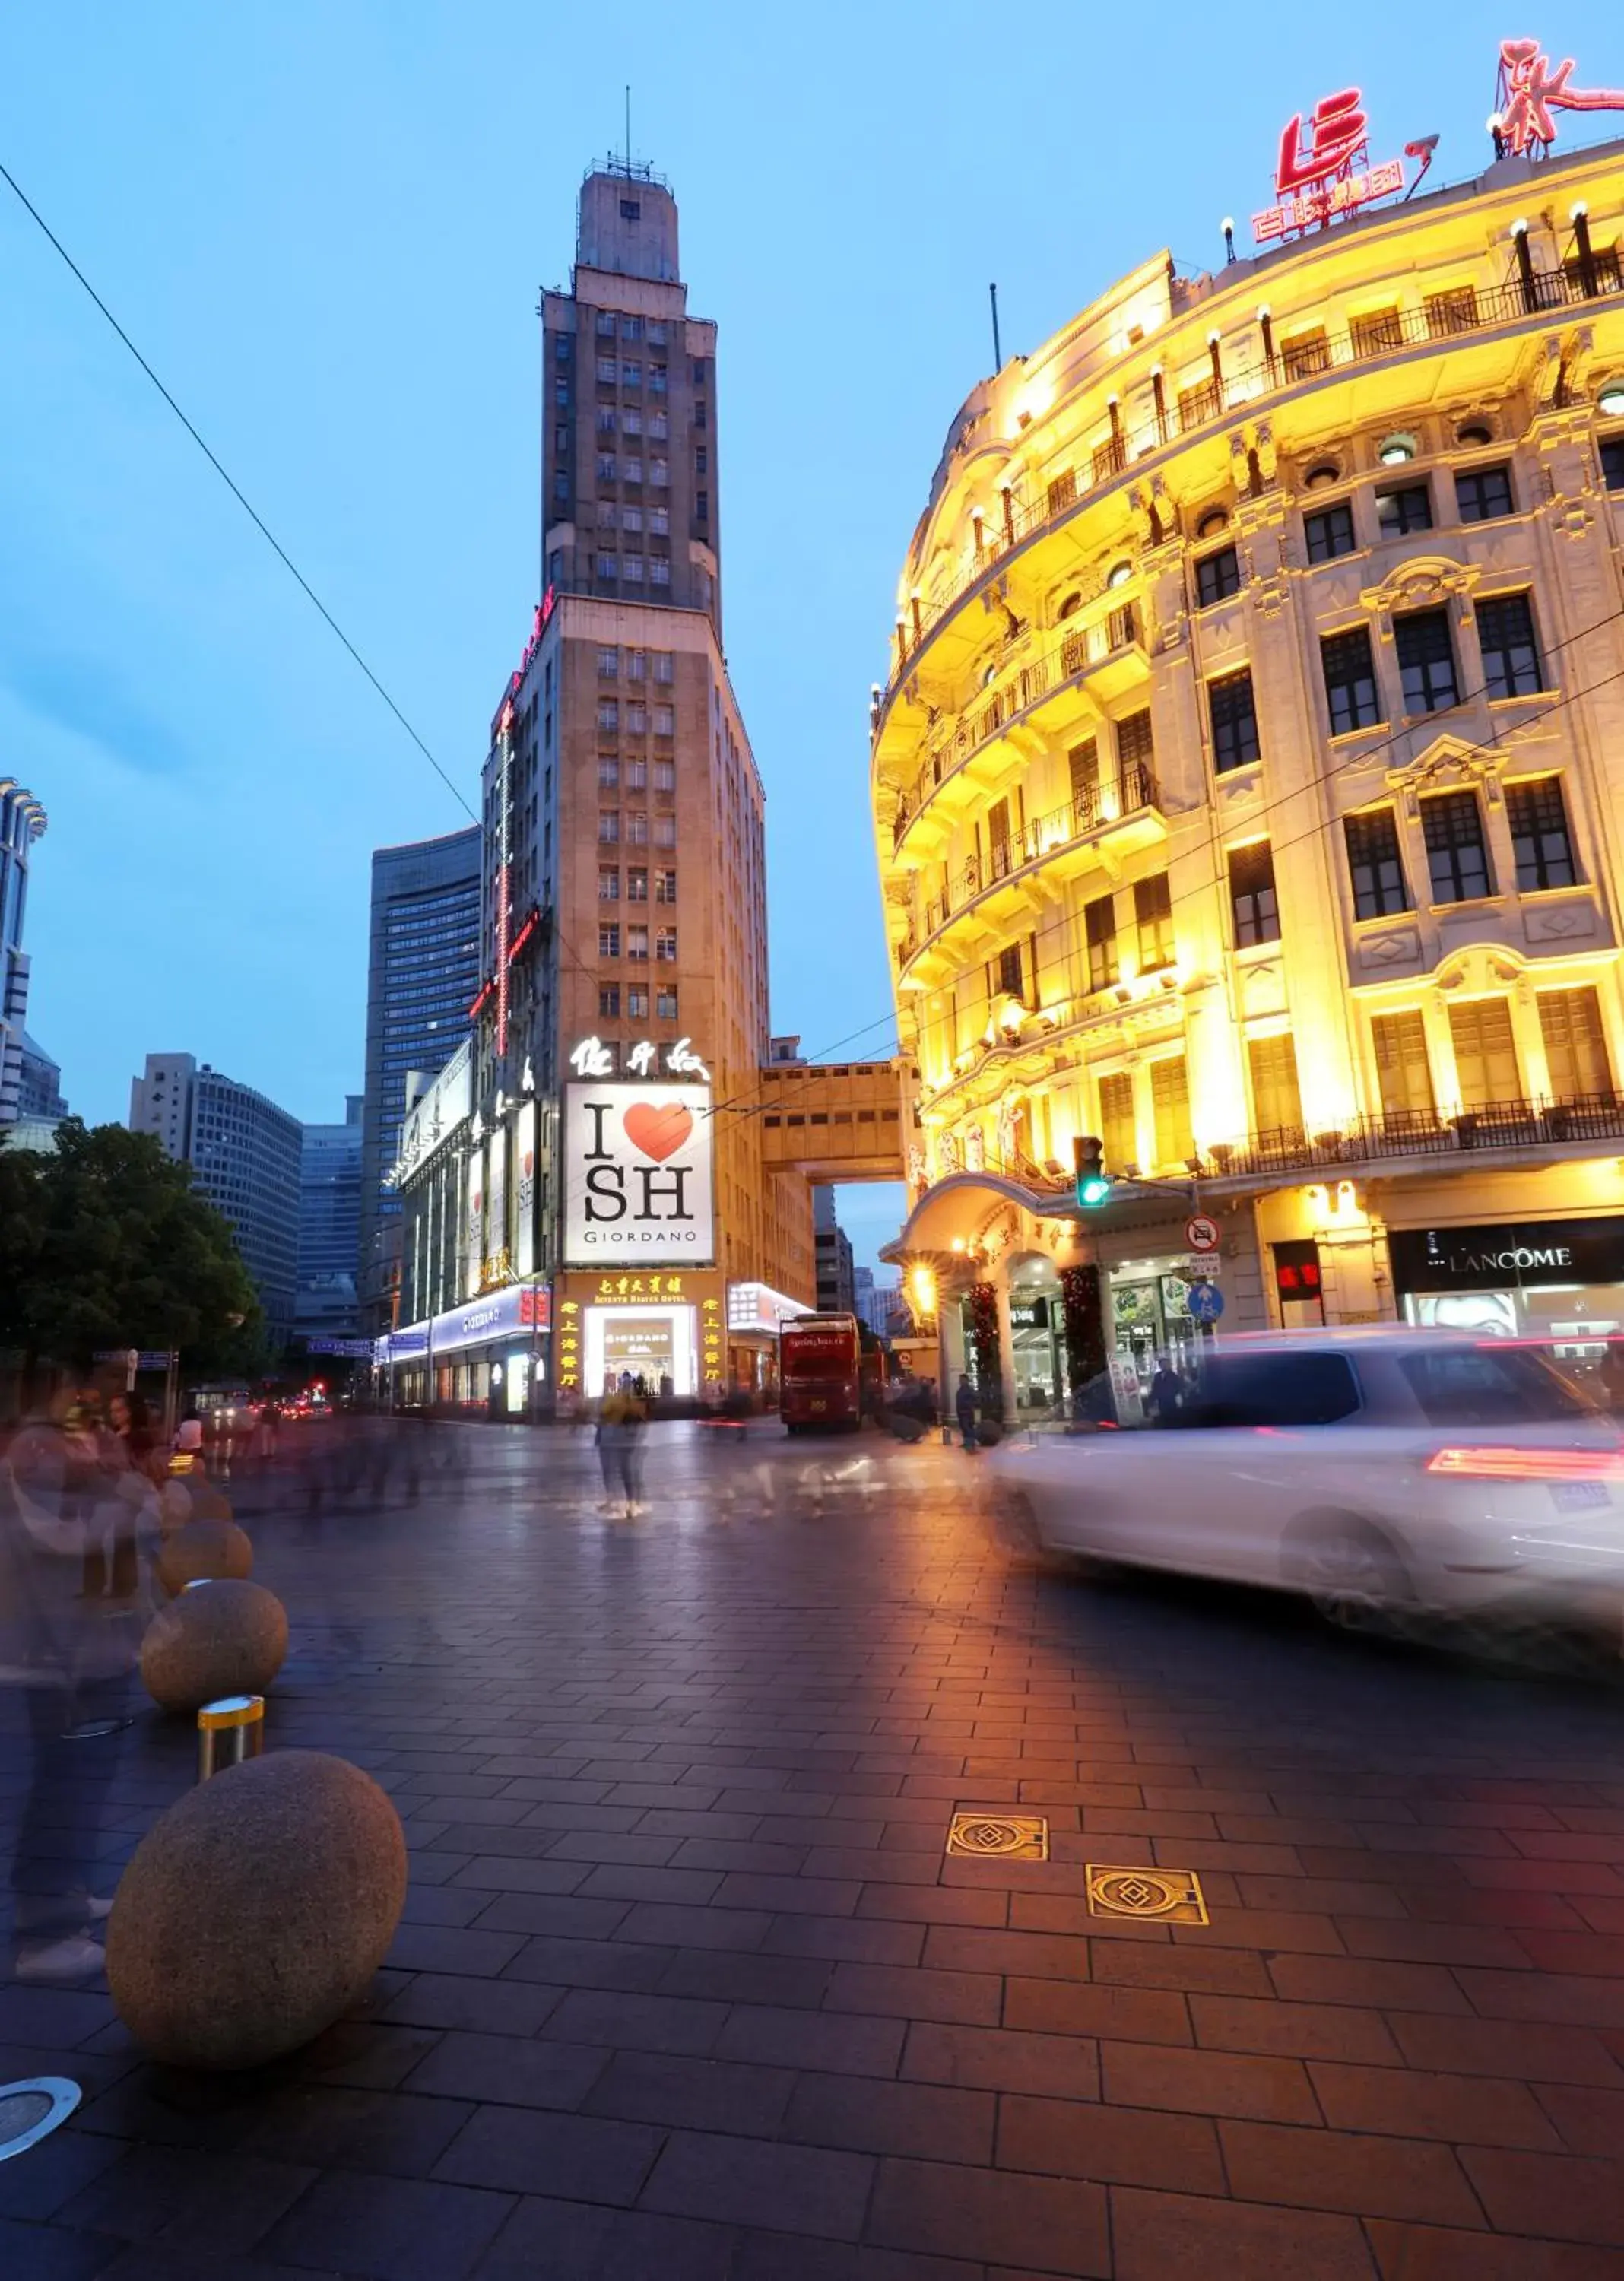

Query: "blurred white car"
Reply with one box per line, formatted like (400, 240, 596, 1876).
(989, 1328, 1624, 1630)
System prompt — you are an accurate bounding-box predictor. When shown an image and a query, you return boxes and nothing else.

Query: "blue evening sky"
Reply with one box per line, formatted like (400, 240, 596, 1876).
(4, 5, 1618, 1270)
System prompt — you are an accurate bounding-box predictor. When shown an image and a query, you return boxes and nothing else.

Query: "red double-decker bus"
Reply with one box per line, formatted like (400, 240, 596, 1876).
(779, 1312, 863, 1433)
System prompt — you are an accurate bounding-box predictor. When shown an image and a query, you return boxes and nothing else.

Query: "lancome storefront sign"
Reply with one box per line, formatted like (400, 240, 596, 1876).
(1388, 1217, 1624, 1293)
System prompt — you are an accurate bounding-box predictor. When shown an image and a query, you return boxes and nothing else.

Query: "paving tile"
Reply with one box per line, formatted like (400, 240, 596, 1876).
(1266, 1953, 1472, 2013)
(500, 1934, 674, 1991)
(640, 2130, 874, 2240)
(823, 1960, 1003, 2027)
(0, 2219, 126, 2281)
(996, 2091, 1223, 2192)
(902, 2021, 1101, 2102)
(1101, 2040, 1319, 2123)
(473, 2195, 738, 2279)
(0, 2122, 125, 2223)
(716, 2003, 907, 2078)
(261, 2169, 514, 2279)
(585, 2050, 798, 2137)
(386, 1925, 529, 1979)
(380, 1974, 563, 2037)
(543, 1988, 728, 2057)
(1091, 1940, 1276, 1997)
(432, 2105, 662, 2205)
(866, 2155, 1110, 2274)
(239, 2086, 475, 2180)
(616, 1902, 772, 1950)
(403, 2031, 609, 2111)
(1458, 2146, 1624, 2245)
(1004, 1978, 1192, 2047)
(1189, 1991, 1404, 2064)
(1391, 2012, 1624, 2086)
(784, 2071, 996, 2163)
(1310, 2058, 1562, 2148)
(1219, 2119, 1486, 2226)
(1533, 2081, 1624, 2159)
(50, 2145, 316, 2249)
(762, 1913, 925, 1966)
(1365, 2217, 1624, 2279)
(1109, 2184, 1378, 2279)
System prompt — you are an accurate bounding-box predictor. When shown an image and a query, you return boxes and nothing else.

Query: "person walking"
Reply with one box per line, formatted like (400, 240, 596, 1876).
(955, 1372, 980, 1452)
(595, 1374, 648, 1515)
(1147, 1354, 1184, 1425)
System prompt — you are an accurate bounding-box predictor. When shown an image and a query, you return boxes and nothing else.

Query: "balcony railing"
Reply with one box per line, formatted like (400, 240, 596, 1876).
(1194, 1093, 1624, 1179)
(896, 763, 1159, 968)
(883, 260, 1622, 703)
(892, 604, 1141, 850)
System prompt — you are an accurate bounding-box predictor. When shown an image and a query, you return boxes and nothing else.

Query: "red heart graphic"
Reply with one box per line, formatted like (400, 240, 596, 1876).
(623, 1100, 693, 1162)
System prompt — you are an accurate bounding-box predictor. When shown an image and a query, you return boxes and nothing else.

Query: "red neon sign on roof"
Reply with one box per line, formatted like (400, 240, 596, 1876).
(1496, 39, 1624, 157)
(1275, 87, 1369, 193)
(1254, 83, 1409, 243)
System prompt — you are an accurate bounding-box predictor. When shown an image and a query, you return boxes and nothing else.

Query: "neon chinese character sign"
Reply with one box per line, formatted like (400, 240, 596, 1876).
(1495, 39, 1624, 158)
(1275, 87, 1369, 192)
(1252, 85, 1408, 243)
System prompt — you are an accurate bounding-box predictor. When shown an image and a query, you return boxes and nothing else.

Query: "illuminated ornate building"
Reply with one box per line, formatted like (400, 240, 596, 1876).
(874, 127, 1624, 1413)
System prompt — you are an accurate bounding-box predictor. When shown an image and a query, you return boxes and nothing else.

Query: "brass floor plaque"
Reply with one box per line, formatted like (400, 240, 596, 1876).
(946, 1811, 1049, 1861)
(1086, 1864, 1209, 1925)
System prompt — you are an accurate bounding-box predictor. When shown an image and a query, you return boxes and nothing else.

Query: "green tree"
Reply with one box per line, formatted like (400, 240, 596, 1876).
(0, 1121, 260, 1377)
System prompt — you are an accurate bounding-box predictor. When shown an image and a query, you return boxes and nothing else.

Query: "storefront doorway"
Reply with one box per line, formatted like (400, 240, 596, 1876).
(1008, 1260, 1067, 1415)
(585, 1304, 696, 1397)
(1107, 1255, 1201, 1390)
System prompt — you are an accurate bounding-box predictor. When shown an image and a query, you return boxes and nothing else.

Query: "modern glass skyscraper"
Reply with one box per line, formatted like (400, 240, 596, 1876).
(358, 827, 481, 1331)
(129, 1054, 303, 1343)
(295, 1096, 364, 1342)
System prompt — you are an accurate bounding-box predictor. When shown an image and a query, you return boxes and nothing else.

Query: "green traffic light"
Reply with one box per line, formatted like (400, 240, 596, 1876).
(1077, 1174, 1111, 1206)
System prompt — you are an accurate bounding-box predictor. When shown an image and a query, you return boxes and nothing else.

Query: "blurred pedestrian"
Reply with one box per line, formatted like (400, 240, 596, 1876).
(955, 1372, 980, 1452)
(2, 1397, 135, 1981)
(1147, 1355, 1183, 1424)
(595, 1373, 648, 1515)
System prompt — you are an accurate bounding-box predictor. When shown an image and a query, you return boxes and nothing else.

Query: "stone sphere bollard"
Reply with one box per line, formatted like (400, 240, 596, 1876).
(106, 1751, 407, 2071)
(139, 1581, 288, 1715)
(156, 1518, 253, 1597)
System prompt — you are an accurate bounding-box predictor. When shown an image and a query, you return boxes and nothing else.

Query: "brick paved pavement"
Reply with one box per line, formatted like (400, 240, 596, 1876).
(5, 1420, 1624, 2276)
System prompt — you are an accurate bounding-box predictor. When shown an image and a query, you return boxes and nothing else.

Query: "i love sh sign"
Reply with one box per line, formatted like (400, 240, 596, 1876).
(563, 1083, 715, 1267)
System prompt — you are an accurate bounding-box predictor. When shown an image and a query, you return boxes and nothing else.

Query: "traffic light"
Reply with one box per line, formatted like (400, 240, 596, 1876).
(1073, 1134, 1111, 1207)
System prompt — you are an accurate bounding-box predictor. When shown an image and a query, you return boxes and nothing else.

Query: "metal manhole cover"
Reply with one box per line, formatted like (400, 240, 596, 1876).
(946, 1811, 1049, 1861)
(1086, 1864, 1208, 1924)
(0, 2079, 81, 2162)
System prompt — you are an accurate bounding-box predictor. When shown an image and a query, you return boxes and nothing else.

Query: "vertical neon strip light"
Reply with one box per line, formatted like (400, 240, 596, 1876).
(495, 700, 515, 1057)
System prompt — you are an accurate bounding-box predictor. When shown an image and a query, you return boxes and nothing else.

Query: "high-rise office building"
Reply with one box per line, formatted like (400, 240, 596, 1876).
(295, 1096, 363, 1343)
(358, 828, 481, 1332)
(0, 781, 47, 1129)
(814, 1188, 856, 1316)
(17, 1034, 68, 1121)
(387, 160, 890, 1413)
(130, 1054, 303, 1342)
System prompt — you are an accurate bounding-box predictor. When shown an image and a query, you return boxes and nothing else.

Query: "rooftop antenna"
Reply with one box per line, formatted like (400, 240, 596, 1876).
(989, 282, 1002, 371)
(625, 84, 632, 172)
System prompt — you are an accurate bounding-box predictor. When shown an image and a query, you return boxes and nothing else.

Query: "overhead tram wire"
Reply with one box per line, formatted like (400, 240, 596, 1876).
(0, 157, 639, 1028)
(0, 157, 476, 826)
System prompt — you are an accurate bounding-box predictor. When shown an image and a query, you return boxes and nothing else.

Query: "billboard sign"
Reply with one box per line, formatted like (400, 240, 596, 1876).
(393, 1039, 472, 1186)
(563, 1083, 715, 1268)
